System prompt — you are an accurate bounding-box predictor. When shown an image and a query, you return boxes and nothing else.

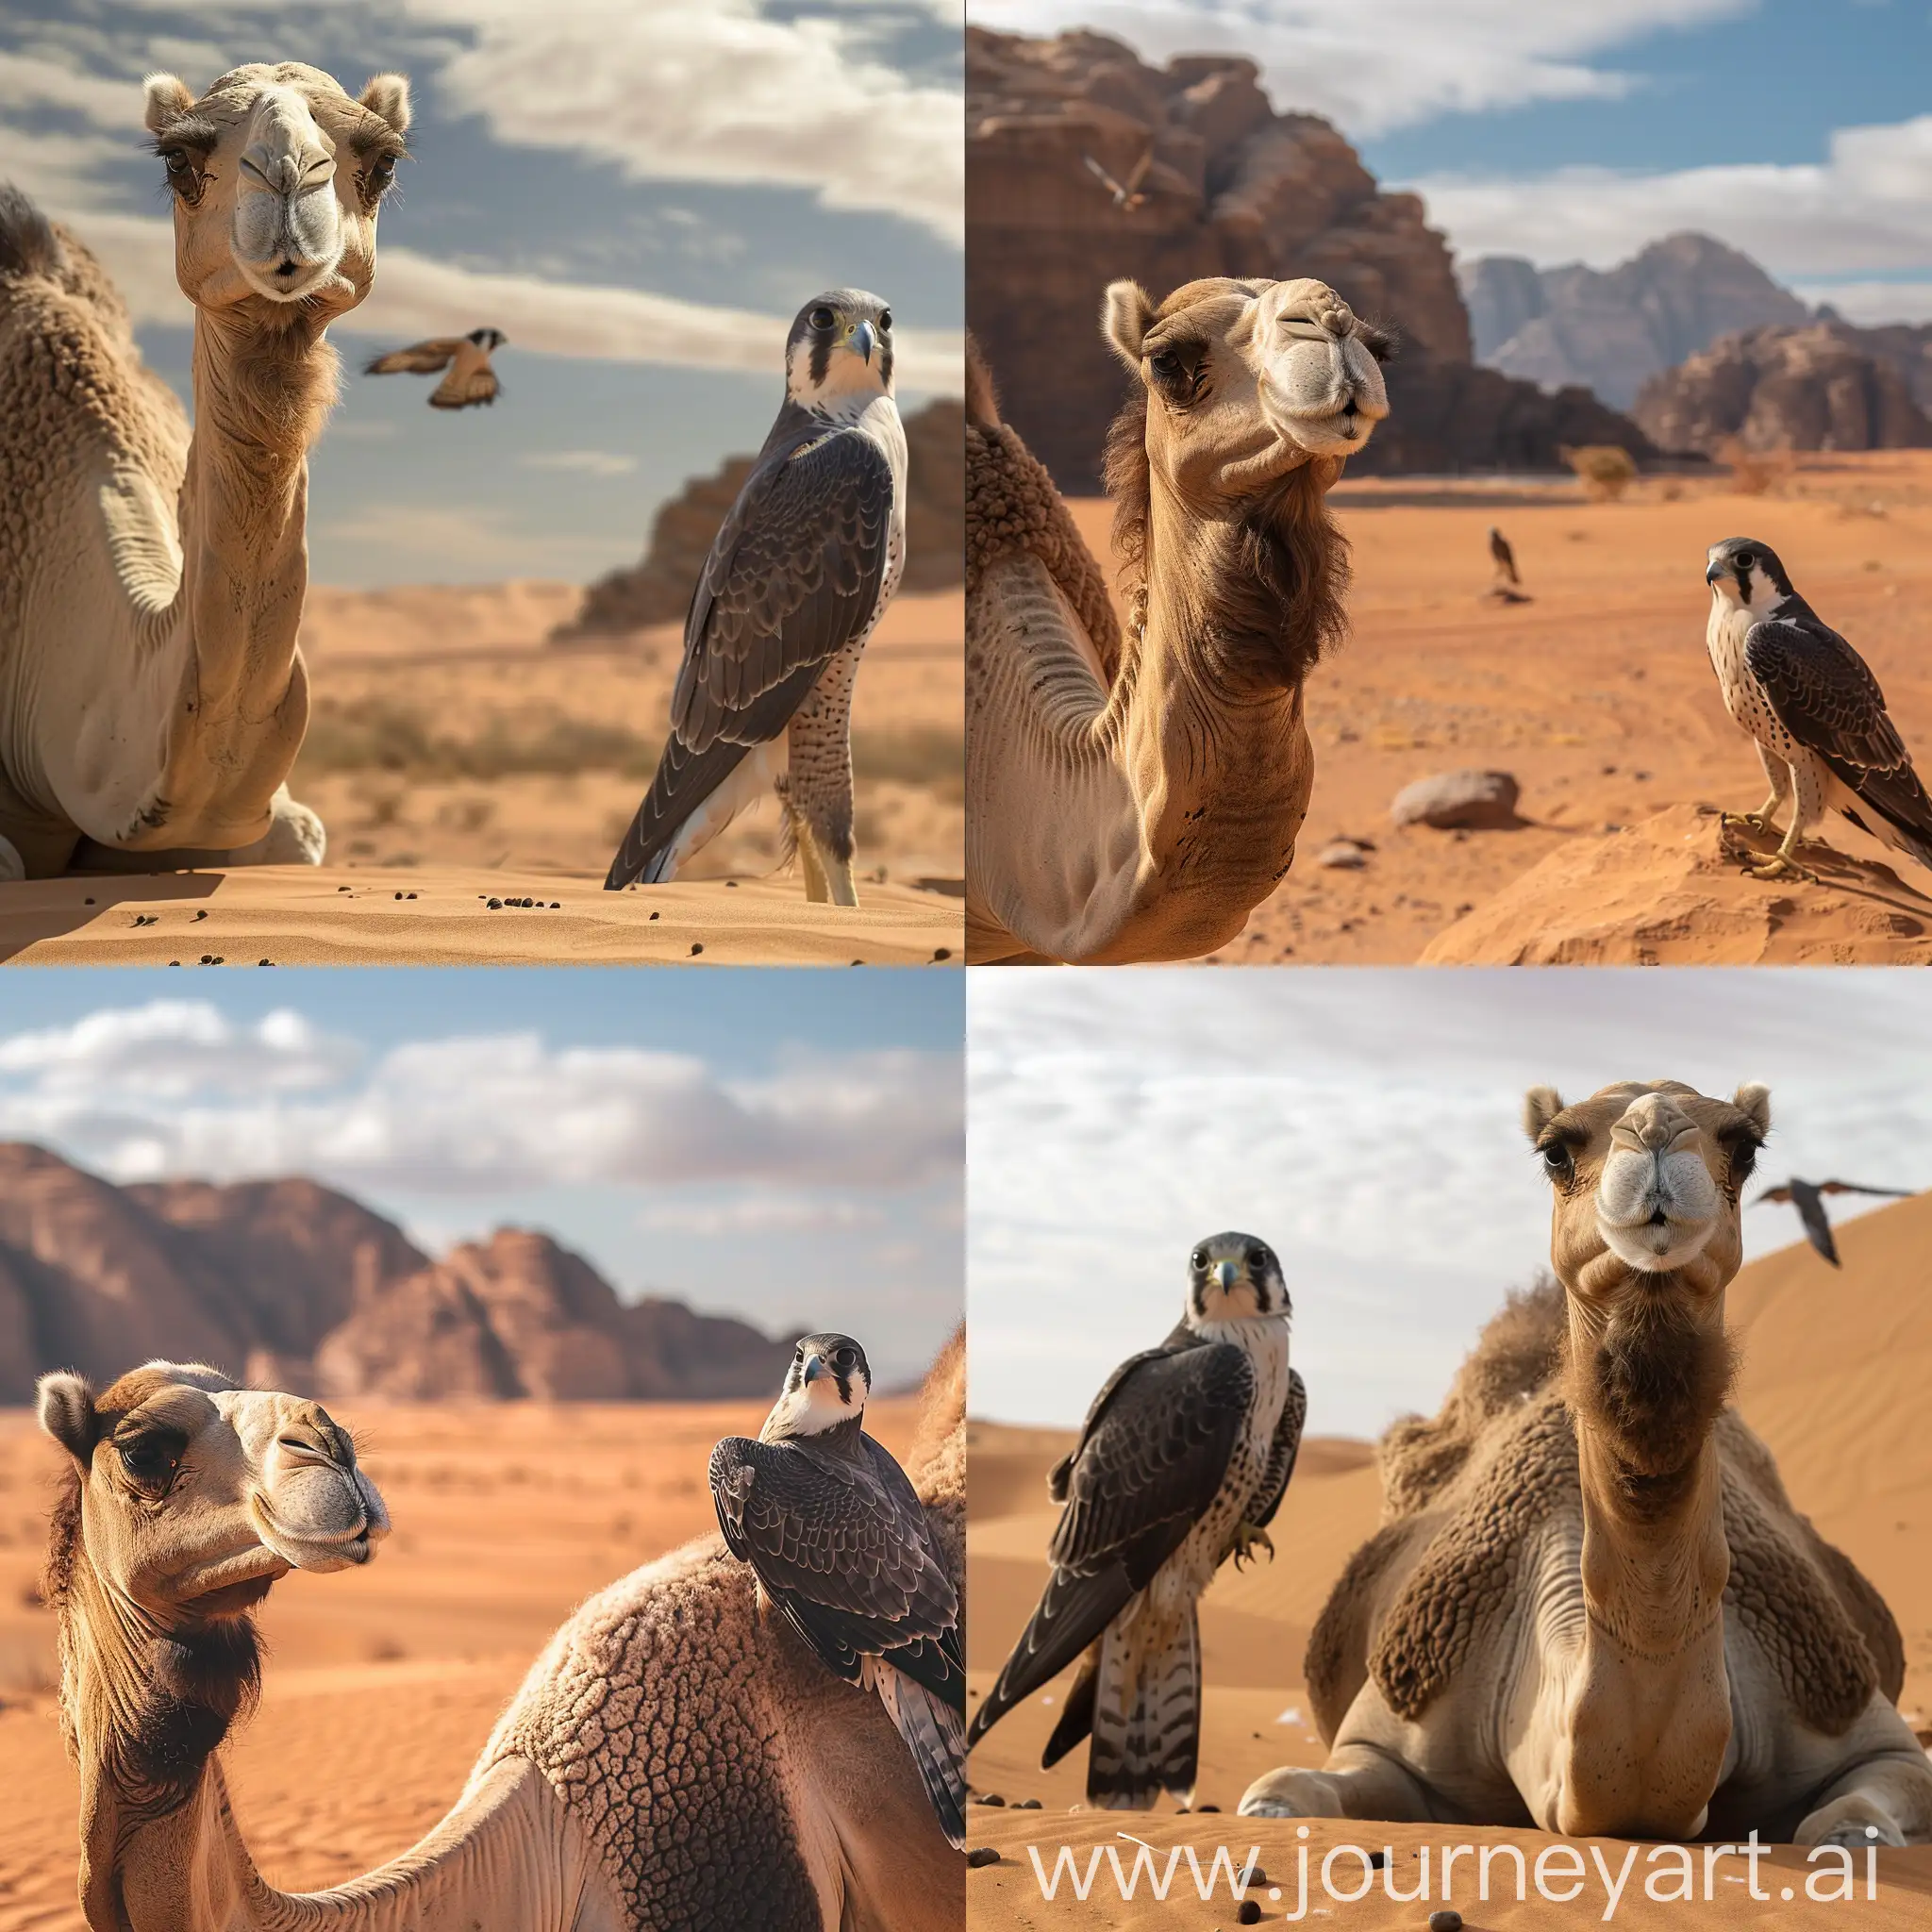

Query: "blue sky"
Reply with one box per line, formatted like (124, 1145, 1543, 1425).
(970, 971, 1932, 1436)
(971, 1, 1932, 321)
(5, 1, 962, 586)
(0, 971, 965, 1386)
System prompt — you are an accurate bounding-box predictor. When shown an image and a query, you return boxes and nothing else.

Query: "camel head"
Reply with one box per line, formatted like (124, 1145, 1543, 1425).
(143, 62, 410, 321)
(1102, 276, 1390, 503)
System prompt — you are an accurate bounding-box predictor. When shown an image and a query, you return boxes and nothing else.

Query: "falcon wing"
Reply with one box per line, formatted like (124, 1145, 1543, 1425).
(1745, 612, 1932, 851)
(428, 361, 499, 410)
(1752, 1184, 1795, 1205)
(1794, 1187, 1840, 1267)
(1251, 1366, 1307, 1531)
(604, 425, 894, 890)
(966, 1341, 1254, 1747)
(708, 1433, 959, 1706)
(1815, 1181, 1914, 1198)
(1082, 153, 1127, 199)
(363, 338, 463, 375)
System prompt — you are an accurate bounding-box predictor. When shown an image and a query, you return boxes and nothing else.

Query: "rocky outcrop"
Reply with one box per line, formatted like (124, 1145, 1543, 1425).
(0, 1144, 793, 1403)
(965, 26, 1652, 488)
(1633, 322, 1932, 456)
(1463, 235, 1808, 409)
(561, 395, 964, 639)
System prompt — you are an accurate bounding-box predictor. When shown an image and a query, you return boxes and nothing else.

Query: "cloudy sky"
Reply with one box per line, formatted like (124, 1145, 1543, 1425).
(0, 971, 964, 1386)
(8, 0, 962, 586)
(970, 971, 1932, 1438)
(971, 0, 1932, 324)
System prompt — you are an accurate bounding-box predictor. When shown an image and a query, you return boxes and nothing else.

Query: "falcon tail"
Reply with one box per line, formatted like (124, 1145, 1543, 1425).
(866, 1657, 966, 1850)
(964, 1561, 1135, 1750)
(604, 738, 767, 890)
(1087, 1609, 1202, 1810)
(1840, 767, 1932, 875)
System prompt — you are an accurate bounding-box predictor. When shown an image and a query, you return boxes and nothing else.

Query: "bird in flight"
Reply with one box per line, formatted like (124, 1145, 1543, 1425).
(967, 1234, 1305, 1809)
(363, 327, 507, 409)
(1705, 537, 1932, 879)
(604, 289, 906, 903)
(1488, 525, 1520, 587)
(709, 1333, 965, 1847)
(1753, 1176, 1914, 1266)
(1082, 146, 1154, 211)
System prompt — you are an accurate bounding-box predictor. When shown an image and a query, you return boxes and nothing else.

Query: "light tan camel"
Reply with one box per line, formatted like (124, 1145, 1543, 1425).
(964, 278, 1388, 963)
(0, 62, 410, 880)
(42, 1338, 965, 1930)
(1241, 1081, 1932, 1847)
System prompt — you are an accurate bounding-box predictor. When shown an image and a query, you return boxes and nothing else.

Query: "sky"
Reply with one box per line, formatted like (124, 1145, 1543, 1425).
(0, 971, 965, 1387)
(969, 0, 1932, 324)
(969, 970, 1932, 1439)
(6, 0, 963, 586)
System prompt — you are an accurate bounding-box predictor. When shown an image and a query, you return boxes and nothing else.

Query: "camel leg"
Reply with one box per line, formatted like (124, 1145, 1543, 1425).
(1794, 1751, 1932, 1848)
(70, 789, 326, 874)
(1240, 1743, 1439, 1822)
(0, 832, 24, 883)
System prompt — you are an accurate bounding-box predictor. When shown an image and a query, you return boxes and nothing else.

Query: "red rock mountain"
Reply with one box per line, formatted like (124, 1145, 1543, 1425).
(966, 27, 1653, 488)
(0, 1143, 794, 1404)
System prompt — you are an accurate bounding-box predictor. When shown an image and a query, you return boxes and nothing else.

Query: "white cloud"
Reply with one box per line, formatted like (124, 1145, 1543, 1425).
(519, 449, 639, 476)
(966, 0, 1749, 138)
(1791, 280, 1932, 327)
(637, 1193, 888, 1234)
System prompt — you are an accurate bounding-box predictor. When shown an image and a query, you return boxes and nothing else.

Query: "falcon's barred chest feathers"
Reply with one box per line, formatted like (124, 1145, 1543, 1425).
(967, 1235, 1306, 1809)
(1705, 536, 1932, 879)
(708, 1333, 966, 1848)
(604, 291, 908, 905)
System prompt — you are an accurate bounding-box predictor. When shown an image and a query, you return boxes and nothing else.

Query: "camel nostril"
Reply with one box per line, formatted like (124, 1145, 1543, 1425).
(275, 259, 300, 278)
(1649, 1208, 1668, 1226)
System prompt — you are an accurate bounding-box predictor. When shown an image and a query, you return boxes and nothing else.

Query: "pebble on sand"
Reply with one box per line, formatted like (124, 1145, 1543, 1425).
(974, 1794, 1006, 1807)
(1316, 841, 1368, 870)
(1391, 769, 1521, 831)
(1236, 1901, 1262, 1924)
(1428, 1913, 1463, 1932)
(966, 1848, 1002, 1869)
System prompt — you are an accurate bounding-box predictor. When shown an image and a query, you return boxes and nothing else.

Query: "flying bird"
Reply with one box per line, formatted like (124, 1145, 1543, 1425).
(1082, 146, 1154, 211)
(1752, 1176, 1915, 1266)
(1705, 537, 1932, 879)
(967, 1234, 1304, 1809)
(362, 327, 507, 409)
(1488, 524, 1520, 587)
(604, 289, 906, 904)
(709, 1333, 965, 1848)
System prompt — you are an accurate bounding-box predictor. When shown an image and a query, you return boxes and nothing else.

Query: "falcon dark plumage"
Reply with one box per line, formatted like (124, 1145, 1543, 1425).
(363, 327, 506, 409)
(1706, 537, 1932, 879)
(709, 1332, 964, 1847)
(1488, 524, 1520, 586)
(1753, 1176, 1915, 1266)
(604, 289, 906, 905)
(967, 1234, 1305, 1809)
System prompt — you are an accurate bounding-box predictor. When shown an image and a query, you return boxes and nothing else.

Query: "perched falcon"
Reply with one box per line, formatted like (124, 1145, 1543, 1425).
(967, 1234, 1304, 1809)
(1488, 524, 1520, 586)
(1753, 1176, 1914, 1267)
(363, 327, 507, 409)
(603, 289, 907, 904)
(709, 1332, 965, 1848)
(1705, 537, 1932, 878)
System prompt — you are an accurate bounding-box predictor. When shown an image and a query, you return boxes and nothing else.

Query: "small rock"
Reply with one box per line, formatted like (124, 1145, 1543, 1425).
(690, 942, 704, 956)
(1366, 1850, 1387, 1870)
(488, 897, 503, 909)
(258, 958, 273, 967)
(933, 947, 953, 961)
(168, 959, 180, 966)
(724, 879, 738, 889)
(649, 910, 660, 921)
(1014, 1797, 1041, 1808)
(1391, 769, 1521, 831)
(394, 891, 404, 900)
(975, 1793, 1007, 1807)
(199, 954, 212, 964)
(1316, 841, 1367, 870)
(1197, 1803, 1220, 1813)
(966, 1847, 1002, 1869)
(1428, 1913, 1463, 1932)
(548, 901, 559, 908)
(408, 891, 419, 899)
(83, 896, 94, 905)
(1237, 1902, 1261, 1925)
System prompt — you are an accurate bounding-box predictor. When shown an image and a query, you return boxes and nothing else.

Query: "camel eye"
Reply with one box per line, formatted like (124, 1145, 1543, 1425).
(118, 1437, 180, 1486)
(1541, 1141, 1574, 1181)
(1725, 1135, 1759, 1185)
(159, 148, 207, 207)
(364, 154, 396, 199)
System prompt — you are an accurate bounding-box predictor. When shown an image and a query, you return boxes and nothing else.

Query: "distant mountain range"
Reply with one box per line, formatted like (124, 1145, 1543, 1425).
(0, 1143, 795, 1405)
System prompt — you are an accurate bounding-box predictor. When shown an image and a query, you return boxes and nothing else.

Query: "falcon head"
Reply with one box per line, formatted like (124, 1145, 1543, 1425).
(1706, 537, 1793, 615)
(765, 1331, 872, 1439)
(1185, 1232, 1290, 1327)
(467, 326, 507, 350)
(785, 289, 894, 416)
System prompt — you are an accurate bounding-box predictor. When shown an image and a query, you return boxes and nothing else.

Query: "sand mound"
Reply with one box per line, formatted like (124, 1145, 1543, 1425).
(0, 867, 960, 966)
(1421, 804, 1932, 964)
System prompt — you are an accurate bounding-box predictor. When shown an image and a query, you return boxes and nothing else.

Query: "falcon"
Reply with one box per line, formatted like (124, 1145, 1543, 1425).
(1489, 524, 1520, 586)
(967, 1234, 1304, 1809)
(709, 1332, 964, 1848)
(363, 327, 506, 409)
(1705, 537, 1932, 879)
(1753, 1176, 1914, 1266)
(1082, 145, 1153, 211)
(604, 289, 907, 904)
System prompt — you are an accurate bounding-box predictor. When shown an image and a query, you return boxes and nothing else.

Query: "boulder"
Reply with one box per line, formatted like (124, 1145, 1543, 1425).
(1391, 770, 1522, 830)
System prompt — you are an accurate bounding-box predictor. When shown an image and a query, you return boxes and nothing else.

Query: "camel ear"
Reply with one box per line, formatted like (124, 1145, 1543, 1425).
(1523, 1086, 1564, 1142)
(143, 74, 194, 137)
(1102, 280, 1157, 370)
(1732, 1082, 1772, 1139)
(358, 74, 412, 139)
(38, 1373, 99, 1465)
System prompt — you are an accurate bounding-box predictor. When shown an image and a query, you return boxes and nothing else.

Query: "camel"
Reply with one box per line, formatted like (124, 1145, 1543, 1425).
(1241, 1080, 1932, 1847)
(964, 277, 1389, 963)
(41, 1335, 965, 1931)
(0, 62, 411, 880)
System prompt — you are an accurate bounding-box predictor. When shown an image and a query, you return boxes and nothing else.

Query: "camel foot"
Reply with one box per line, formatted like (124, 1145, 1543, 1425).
(1228, 1519, 1274, 1571)
(250, 789, 326, 866)
(0, 835, 24, 884)
(1238, 1767, 1328, 1818)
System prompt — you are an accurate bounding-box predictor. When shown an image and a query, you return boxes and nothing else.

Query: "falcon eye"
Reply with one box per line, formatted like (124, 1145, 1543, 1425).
(808, 306, 836, 331)
(1190, 1246, 1207, 1270)
(833, 1347, 857, 1370)
(1734, 552, 1754, 571)
(877, 309, 891, 332)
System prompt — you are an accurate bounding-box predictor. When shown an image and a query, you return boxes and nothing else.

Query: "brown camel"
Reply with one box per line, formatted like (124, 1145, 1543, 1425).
(1241, 1082, 1932, 1847)
(965, 277, 1389, 962)
(42, 1337, 965, 1929)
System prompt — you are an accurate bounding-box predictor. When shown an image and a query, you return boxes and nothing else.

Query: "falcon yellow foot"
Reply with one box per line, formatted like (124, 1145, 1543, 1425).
(1228, 1519, 1274, 1570)
(1720, 810, 1774, 836)
(1744, 850, 1818, 885)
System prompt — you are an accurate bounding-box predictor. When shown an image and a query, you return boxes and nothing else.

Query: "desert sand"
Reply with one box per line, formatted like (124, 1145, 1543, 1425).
(1063, 451, 1932, 965)
(965, 1195, 1932, 1924)
(0, 584, 962, 967)
(0, 1392, 924, 1928)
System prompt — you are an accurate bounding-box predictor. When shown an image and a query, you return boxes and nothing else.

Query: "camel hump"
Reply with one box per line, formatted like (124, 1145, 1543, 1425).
(965, 332, 1000, 429)
(0, 184, 60, 281)
(1376, 1276, 1566, 1517)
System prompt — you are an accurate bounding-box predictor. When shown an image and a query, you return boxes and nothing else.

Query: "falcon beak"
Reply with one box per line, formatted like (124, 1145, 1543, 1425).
(850, 320, 875, 366)
(802, 1355, 831, 1384)
(1705, 558, 1729, 587)
(1213, 1259, 1239, 1293)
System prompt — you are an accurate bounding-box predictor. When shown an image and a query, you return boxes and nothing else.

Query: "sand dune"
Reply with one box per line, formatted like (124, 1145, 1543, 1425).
(965, 1198, 1932, 1923)
(0, 1394, 924, 1929)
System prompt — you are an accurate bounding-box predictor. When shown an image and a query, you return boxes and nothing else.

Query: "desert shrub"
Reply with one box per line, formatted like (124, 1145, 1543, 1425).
(1717, 438, 1795, 498)
(1559, 444, 1639, 502)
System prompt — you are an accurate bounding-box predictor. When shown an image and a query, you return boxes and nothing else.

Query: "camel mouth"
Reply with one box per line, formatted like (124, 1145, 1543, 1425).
(1597, 1208, 1717, 1274)
(251, 1491, 382, 1571)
